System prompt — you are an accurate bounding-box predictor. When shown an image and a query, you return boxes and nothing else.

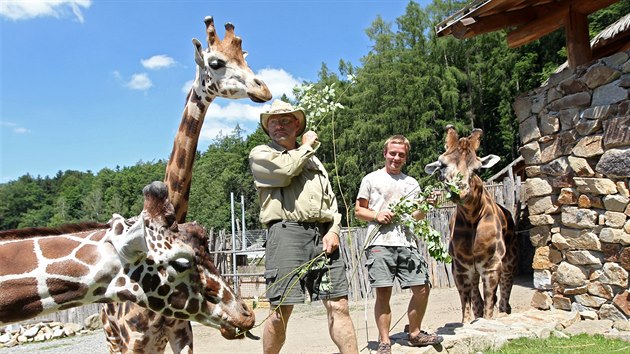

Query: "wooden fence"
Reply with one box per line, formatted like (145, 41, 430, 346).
(339, 176, 523, 301)
(22, 178, 522, 325)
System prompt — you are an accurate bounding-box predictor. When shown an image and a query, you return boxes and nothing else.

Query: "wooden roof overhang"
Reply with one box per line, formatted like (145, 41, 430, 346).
(435, 0, 622, 68)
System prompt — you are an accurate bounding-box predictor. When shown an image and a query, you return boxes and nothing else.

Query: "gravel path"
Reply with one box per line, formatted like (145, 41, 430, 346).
(0, 331, 108, 354)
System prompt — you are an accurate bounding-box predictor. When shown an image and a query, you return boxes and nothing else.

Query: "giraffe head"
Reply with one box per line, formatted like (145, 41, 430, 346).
(190, 16, 272, 103)
(424, 125, 500, 201)
(108, 181, 254, 339)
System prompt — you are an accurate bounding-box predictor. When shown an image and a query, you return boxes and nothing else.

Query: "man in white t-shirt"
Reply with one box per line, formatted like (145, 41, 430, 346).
(355, 135, 443, 354)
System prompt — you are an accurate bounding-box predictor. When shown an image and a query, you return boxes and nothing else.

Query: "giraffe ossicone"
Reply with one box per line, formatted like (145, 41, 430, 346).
(425, 125, 517, 323)
(0, 181, 254, 340)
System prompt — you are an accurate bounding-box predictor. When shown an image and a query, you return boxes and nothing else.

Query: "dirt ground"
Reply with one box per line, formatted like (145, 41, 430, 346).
(171, 275, 536, 354)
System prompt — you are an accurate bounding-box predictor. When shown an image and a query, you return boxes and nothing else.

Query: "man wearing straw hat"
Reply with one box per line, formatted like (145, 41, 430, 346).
(355, 135, 443, 354)
(249, 99, 358, 354)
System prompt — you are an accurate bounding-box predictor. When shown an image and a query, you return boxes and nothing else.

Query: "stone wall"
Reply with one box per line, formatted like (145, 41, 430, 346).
(514, 50, 630, 321)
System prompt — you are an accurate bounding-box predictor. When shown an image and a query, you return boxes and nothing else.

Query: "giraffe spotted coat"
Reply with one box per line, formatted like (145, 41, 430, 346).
(0, 182, 254, 353)
(425, 126, 517, 323)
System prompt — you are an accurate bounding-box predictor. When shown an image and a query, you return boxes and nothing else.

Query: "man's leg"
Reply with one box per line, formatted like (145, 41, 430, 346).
(374, 286, 393, 344)
(323, 297, 358, 354)
(263, 305, 294, 354)
(407, 284, 430, 337)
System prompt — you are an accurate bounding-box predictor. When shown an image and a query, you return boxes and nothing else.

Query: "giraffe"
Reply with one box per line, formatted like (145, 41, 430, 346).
(424, 125, 517, 323)
(0, 182, 254, 346)
(165, 15, 272, 222)
(101, 16, 271, 353)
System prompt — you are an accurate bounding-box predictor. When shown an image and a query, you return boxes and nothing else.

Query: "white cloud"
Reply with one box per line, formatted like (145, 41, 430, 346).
(126, 73, 153, 90)
(256, 68, 303, 100)
(192, 67, 303, 141)
(199, 120, 244, 142)
(1, 121, 30, 134)
(205, 102, 265, 123)
(0, 0, 91, 23)
(141, 55, 176, 70)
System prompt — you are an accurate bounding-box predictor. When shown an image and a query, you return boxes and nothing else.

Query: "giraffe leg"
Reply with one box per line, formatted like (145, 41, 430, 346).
(499, 246, 517, 314)
(453, 261, 474, 323)
(167, 319, 194, 354)
(471, 272, 484, 319)
(480, 267, 501, 319)
(498, 269, 514, 314)
(101, 303, 126, 354)
(499, 206, 517, 315)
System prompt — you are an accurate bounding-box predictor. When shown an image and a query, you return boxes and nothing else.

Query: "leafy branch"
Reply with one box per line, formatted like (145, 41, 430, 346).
(252, 252, 331, 310)
(364, 175, 464, 264)
(293, 81, 350, 131)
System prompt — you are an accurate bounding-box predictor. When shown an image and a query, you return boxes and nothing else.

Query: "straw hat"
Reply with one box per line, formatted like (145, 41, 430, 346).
(260, 100, 306, 136)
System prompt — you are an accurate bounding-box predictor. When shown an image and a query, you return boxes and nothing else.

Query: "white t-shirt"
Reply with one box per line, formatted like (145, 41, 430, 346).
(356, 168, 421, 248)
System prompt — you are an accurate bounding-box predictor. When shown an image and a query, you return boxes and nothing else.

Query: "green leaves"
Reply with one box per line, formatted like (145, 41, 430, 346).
(386, 175, 464, 263)
(294, 82, 347, 131)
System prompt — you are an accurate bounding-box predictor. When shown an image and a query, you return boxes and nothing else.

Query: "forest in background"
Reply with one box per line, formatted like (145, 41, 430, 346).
(2, 0, 629, 231)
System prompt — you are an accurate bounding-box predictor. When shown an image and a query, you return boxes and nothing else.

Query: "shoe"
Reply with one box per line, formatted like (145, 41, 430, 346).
(376, 342, 391, 354)
(408, 330, 444, 346)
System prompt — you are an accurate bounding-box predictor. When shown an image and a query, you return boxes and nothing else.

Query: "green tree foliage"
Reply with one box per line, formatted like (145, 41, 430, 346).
(188, 126, 256, 230)
(0, 161, 165, 230)
(2, 1, 627, 231)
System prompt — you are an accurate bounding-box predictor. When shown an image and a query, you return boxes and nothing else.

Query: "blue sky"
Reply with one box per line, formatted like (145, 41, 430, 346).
(1, 0, 431, 183)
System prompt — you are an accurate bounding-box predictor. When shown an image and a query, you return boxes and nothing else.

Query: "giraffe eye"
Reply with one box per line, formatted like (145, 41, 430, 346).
(170, 258, 191, 273)
(208, 59, 226, 70)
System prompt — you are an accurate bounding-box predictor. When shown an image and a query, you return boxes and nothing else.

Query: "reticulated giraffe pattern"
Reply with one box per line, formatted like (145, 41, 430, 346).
(101, 16, 271, 353)
(425, 125, 517, 323)
(0, 182, 254, 351)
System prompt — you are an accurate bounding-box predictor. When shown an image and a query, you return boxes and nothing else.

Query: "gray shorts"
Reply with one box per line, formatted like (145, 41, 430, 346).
(264, 221, 349, 305)
(365, 245, 430, 289)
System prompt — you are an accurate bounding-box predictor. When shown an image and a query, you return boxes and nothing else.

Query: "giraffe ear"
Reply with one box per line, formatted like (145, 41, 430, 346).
(480, 154, 500, 169)
(444, 125, 459, 151)
(112, 214, 148, 262)
(193, 38, 205, 67)
(469, 128, 483, 151)
(424, 160, 442, 175)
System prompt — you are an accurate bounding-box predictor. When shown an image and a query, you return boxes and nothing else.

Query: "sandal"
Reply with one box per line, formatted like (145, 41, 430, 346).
(408, 330, 444, 346)
(376, 342, 391, 354)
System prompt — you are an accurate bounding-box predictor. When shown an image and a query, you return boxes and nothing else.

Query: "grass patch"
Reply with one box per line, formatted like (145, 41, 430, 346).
(485, 334, 629, 353)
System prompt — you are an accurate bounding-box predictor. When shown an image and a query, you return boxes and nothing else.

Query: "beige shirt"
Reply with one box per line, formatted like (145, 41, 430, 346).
(249, 141, 341, 236)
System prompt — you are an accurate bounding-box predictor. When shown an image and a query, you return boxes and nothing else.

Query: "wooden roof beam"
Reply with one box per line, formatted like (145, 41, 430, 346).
(441, 0, 619, 40)
(452, 10, 534, 39)
(571, 0, 621, 14)
(506, 3, 568, 48)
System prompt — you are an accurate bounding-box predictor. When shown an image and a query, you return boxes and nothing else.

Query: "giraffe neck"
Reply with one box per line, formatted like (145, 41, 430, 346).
(0, 230, 129, 325)
(164, 88, 216, 223)
(457, 175, 491, 223)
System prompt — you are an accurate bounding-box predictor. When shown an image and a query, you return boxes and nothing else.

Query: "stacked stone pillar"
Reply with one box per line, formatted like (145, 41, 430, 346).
(515, 50, 630, 321)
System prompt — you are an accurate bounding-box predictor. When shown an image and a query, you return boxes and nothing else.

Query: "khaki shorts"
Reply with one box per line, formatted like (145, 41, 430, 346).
(264, 221, 349, 305)
(365, 245, 430, 289)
